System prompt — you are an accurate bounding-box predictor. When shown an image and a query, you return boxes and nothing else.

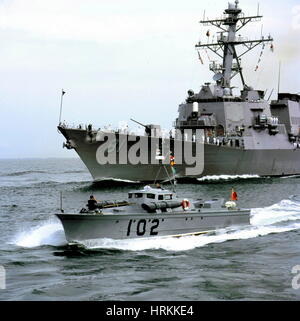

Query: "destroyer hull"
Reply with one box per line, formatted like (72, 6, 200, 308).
(56, 210, 250, 242)
(87, 145, 300, 181)
(59, 127, 300, 182)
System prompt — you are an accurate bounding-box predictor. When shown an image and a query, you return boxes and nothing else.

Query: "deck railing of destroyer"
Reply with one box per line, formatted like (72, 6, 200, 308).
(59, 122, 244, 149)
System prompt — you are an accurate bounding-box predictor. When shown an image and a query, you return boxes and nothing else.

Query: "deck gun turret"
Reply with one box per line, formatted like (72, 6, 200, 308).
(130, 118, 152, 136)
(130, 119, 162, 137)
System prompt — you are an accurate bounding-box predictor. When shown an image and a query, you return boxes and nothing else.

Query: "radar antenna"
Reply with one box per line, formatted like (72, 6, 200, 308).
(195, 0, 273, 89)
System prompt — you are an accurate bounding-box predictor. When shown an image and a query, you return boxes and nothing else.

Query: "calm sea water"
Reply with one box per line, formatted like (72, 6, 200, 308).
(1, 158, 300, 301)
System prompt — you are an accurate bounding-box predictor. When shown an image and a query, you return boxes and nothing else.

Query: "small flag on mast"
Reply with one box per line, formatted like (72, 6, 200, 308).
(62, 89, 66, 95)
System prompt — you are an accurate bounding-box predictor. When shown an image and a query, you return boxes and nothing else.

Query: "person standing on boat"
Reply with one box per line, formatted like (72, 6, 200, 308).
(87, 195, 98, 211)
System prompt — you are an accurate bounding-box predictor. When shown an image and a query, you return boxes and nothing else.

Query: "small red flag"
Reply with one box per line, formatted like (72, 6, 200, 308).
(231, 188, 237, 201)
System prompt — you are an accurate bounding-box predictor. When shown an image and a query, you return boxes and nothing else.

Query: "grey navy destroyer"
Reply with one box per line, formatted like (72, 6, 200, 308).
(56, 186, 250, 242)
(58, 1, 300, 182)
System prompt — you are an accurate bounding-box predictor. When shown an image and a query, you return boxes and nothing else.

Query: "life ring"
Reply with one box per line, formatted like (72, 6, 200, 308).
(181, 199, 190, 210)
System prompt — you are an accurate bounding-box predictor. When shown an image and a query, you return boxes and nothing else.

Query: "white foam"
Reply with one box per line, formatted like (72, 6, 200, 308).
(94, 177, 141, 183)
(250, 199, 300, 226)
(14, 221, 66, 248)
(79, 223, 300, 252)
(280, 175, 300, 179)
(198, 174, 260, 181)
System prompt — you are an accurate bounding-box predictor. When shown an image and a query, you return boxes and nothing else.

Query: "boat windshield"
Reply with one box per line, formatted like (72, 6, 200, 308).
(128, 193, 143, 198)
(134, 193, 143, 198)
(147, 194, 155, 199)
(158, 194, 173, 200)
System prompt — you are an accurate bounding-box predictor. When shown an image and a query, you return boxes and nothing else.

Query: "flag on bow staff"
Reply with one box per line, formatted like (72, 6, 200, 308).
(170, 155, 176, 177)
(170, 155, 176, 167)
(59, 89, 66, 124)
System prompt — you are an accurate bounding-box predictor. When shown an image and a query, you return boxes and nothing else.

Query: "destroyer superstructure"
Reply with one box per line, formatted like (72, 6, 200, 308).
(58, 1, 300, 182)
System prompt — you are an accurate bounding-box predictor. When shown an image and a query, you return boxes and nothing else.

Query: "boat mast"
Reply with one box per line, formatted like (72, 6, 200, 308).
(196, 0, 273, 89)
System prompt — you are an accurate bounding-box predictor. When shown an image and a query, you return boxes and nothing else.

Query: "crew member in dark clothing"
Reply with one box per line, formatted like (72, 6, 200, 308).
(87, 195, 98, 211)
(155, 183, 164, 190)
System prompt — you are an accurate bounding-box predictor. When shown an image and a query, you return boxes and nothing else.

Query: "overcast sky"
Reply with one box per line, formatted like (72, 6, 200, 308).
(0, 0, 299, 158)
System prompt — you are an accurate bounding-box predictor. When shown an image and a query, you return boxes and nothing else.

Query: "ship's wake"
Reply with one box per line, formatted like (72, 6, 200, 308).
(197, 174, 261, 182)
(12, 198, 300, 251)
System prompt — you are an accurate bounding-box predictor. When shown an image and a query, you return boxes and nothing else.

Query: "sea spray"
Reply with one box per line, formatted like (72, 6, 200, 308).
(14, 221, 66, 248)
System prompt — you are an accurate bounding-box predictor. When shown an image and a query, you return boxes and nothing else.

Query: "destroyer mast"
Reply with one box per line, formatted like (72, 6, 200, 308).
(195, 0, 273, 90)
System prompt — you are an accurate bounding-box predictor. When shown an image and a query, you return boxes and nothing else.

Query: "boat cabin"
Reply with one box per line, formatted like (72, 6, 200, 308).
(128, 185, 176, 204)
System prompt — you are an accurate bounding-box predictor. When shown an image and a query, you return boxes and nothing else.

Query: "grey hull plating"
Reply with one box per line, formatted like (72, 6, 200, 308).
(56, 210, 250, 241)
(59, 127, 300, 182)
